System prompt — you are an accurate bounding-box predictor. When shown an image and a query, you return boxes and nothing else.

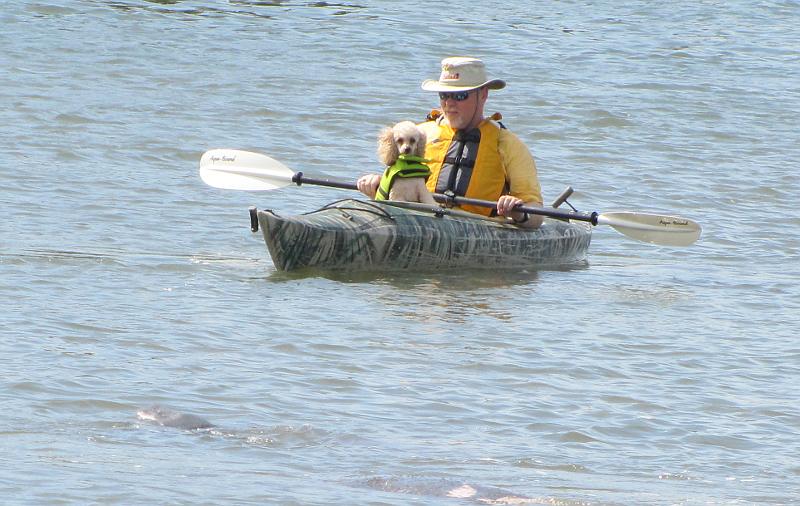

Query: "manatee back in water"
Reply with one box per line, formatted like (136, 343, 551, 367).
(137, 405, 214, 430)
(354, 476, 539, 504)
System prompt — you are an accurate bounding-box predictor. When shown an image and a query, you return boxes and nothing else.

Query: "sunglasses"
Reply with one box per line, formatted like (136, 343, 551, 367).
(439, 90, 473, 102)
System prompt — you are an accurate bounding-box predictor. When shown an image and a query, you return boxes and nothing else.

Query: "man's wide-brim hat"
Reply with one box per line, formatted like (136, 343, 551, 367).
(421, 57, 506, 92)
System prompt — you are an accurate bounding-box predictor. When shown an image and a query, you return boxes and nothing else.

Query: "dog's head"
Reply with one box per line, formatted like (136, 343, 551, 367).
(377, 121, 427, 166)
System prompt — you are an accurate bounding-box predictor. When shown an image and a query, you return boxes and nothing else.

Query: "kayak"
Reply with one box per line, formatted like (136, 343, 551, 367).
(250, 199, 592, 272)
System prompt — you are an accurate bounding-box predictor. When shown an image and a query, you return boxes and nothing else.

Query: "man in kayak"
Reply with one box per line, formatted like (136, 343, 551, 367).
(357, 56, 543, 228)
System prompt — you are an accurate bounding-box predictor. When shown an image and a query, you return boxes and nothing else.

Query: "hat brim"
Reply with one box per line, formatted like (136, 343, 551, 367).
(421, 78, 506, 92)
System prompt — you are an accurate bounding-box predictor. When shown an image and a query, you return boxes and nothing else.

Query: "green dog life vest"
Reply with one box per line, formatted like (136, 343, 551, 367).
(375, 154, 432, 201)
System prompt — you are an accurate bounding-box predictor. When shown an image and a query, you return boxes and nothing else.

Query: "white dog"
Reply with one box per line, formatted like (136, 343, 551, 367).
(375, 121, 436, 205)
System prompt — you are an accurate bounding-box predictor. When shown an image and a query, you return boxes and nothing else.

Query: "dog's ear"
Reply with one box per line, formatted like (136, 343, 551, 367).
(414, 127, 427, 157)
(377, 126, 398, 166)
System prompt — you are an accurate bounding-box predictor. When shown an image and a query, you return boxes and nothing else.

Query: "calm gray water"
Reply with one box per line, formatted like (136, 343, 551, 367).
(2, 1, 799, 504)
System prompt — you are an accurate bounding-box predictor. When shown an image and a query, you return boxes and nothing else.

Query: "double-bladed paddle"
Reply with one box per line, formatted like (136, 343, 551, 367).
(199, 148, 701, 247)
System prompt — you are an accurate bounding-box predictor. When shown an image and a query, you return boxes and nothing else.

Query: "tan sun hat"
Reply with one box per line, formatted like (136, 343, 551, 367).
(421, 57, 506, 92)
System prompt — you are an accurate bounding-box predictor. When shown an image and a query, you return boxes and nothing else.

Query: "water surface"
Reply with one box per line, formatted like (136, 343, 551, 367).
(2, 1, 799, 504)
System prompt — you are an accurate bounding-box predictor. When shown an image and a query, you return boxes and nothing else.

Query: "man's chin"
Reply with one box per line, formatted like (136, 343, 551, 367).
(444, 115, 465, 129)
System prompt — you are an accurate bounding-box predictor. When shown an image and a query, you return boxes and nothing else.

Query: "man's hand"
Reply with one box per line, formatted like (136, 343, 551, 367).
(496, 195, 524, 219)
(497, 195, 543, 228)
(356, 174, 381, 199)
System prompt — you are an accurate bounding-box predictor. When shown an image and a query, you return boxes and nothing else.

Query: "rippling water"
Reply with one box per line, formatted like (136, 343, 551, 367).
(2, 1, 799, 504)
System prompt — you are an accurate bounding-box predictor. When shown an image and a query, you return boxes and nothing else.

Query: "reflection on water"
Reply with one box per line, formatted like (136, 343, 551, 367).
(264, 262, 593, 322)
(106, 0, 363, 17)
(266, 262, 591, 288)
(265, 266, 592, 324)
(2, 248, 257, 266)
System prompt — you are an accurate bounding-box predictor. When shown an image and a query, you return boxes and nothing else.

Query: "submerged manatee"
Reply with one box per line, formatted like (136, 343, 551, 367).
(355, 476, 542, 504)
(137, 405, 214, 430)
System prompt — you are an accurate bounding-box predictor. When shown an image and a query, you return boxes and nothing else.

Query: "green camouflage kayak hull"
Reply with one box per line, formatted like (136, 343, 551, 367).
(254, 199, 592, 272)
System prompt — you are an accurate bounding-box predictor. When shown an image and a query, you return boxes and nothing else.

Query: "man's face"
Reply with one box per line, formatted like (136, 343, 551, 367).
(440, 87, 486, 130)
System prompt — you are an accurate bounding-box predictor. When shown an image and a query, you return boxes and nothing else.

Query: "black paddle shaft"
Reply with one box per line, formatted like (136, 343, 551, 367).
(292, 172, 361, 191)
(291, 172, 599, 225)
(436, 194, 599, 225)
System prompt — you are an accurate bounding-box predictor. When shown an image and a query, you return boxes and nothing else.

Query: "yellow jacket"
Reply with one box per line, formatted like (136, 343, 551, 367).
(418, 115, 542, 216)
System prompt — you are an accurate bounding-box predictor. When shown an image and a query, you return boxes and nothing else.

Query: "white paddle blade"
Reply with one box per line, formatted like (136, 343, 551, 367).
(199, 149, 295, 191)
(597, 212, 702, 247)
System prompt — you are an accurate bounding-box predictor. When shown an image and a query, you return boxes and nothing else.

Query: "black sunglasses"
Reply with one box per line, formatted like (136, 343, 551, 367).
(439, 90, 473, 102)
